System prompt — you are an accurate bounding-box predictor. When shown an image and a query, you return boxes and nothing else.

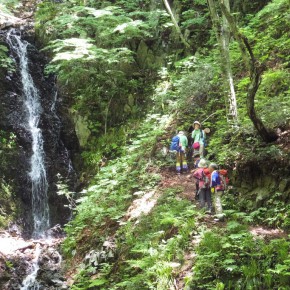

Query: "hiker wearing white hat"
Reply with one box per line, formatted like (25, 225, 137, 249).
(193, 159, 212, 212)
(191, 121, 206, 157)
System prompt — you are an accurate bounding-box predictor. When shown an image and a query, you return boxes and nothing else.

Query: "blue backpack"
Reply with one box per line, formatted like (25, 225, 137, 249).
(170, 135, 180, 151)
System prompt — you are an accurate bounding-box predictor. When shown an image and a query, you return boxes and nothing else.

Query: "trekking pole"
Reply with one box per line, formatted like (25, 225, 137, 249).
(201, 112, 218, 124)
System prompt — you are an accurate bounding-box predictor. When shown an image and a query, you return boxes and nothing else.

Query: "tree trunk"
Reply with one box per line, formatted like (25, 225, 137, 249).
(221, 0, 238, 122)
(207, 0, 238, 124)
(162, 0, 190, 49)
(219, 0, 277, 142)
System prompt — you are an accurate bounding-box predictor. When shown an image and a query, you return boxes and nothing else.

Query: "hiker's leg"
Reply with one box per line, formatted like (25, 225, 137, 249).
(199, 144, 204, 157)
(176, 152, 181, 173)
(205, 188, 212, 212)
(214, 190, 223, 215)
(195, 182, 199, 200)
(199, 188, 206, 209)
(181, 152, 188, 171)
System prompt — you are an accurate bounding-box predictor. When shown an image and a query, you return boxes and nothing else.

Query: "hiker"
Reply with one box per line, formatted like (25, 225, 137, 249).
(193, 159, 212, 212)
(193, 153, 201, 169)
(191, 121, 206, 157)
(170, 131, 188, 174)
(209, 163, 225, 220)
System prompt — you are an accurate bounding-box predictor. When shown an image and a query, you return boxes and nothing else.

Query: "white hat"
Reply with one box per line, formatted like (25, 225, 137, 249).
(193, 121, 201, 126)
(198, 159, 208, 168)
(178, 131, 184, 135)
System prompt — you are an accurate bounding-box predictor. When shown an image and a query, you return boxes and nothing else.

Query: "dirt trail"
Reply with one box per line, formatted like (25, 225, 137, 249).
(157, 165, 288, 289)
(160, 167, 197, 201)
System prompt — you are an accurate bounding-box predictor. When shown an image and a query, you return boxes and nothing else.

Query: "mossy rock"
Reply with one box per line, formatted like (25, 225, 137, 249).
(254, 187, 273, 203)
(279, 179, 290, 193)
(136, 40, 163, 69)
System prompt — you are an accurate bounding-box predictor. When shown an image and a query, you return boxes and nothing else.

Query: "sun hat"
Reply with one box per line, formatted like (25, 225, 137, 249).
(178, 131, 184, 135)
(193, 121, 201, 126)
(198, 159, 208, 168)
(209, 163, 218, 170)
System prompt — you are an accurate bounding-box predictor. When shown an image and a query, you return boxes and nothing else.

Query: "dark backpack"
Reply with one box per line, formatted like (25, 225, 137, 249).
(170, 135, 180, 151)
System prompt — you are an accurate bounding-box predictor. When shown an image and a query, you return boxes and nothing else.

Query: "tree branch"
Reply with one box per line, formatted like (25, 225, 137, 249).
(162, 0, 190, 49)
(219, 0, 277, 142)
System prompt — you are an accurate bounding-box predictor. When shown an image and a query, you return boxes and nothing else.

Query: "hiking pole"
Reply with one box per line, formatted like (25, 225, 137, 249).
(201, 112, 218, 124)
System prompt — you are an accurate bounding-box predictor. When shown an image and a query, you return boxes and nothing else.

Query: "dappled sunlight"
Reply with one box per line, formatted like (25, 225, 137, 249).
(114, 20, 143, 33)
(125, 191, 157, 220)
(250, 226, 287, 238)
(84, 7, 113, 18)
(52, 38, 94, 61)
(0, 234, 31, 255)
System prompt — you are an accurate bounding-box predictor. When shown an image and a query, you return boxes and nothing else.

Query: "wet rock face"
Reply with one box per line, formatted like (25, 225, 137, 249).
(0, 254, 11, 288)
(0, 232, 68, 289)
(0, 28, 80, 236)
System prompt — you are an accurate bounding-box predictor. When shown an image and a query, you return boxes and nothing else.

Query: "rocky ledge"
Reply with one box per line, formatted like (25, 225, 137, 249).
(0, 228, 68, 290)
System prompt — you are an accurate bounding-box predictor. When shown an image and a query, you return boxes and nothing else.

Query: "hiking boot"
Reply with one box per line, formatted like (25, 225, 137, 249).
(214, 214, 225, 222)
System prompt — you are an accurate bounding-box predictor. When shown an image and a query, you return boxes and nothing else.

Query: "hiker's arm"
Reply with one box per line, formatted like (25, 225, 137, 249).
(186, 168, 196, 179)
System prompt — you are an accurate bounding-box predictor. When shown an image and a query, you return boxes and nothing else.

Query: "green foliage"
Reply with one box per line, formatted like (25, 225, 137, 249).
(0, 0, 19, 13)
(114, 191, 196, 289)
(224, 191, 290, 230)
(249, 0, 290, 64)
(0, 181, 16, 228)
(62, 113, 167, 256)
(0, 130, 16, 148)
(255, 70, 290, 127)
(0, 131, 19, 229)
(179, 1, 210, 48)
(0, 45, 15, 73)
(37, 0, 290, 289)
(190, 226, 290, 289)
(35, 1, 172, 142)
(62, 111, 199, 289)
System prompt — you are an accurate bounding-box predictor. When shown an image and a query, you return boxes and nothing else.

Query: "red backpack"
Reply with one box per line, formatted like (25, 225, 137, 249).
(216, 169, 229, 191)
(193, 168, 210, 189)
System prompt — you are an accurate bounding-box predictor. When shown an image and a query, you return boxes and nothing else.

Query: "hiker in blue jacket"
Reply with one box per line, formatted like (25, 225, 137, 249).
(170, 131, 188, 174)
(209, 163, 224, 220)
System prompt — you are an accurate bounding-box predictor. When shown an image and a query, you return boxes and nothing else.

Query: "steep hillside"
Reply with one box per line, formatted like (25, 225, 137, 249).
(0, 0, 289, 289)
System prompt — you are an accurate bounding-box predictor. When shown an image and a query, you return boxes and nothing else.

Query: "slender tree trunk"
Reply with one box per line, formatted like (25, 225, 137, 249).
(221, 0, 238, 122)
(162, 0, 190, 49)
(219, 0, 277, 142)
(207, 0, 238, 124)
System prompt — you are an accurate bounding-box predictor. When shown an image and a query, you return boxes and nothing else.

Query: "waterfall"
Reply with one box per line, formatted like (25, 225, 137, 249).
(6, 30, 50, 238)
(20, 243, 41, 290)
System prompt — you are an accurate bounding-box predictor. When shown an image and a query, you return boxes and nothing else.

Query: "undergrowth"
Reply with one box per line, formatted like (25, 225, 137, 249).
(190, 222, 290, 289)
(58, 0, 290, 289)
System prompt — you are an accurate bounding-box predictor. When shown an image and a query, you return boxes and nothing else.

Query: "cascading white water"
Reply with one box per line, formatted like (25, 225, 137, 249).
(20, 243, 41, 290)
(6, 30, 50, 238)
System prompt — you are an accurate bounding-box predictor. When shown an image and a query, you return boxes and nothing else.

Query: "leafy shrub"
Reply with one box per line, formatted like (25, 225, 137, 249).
(191, 225, 290, 289)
